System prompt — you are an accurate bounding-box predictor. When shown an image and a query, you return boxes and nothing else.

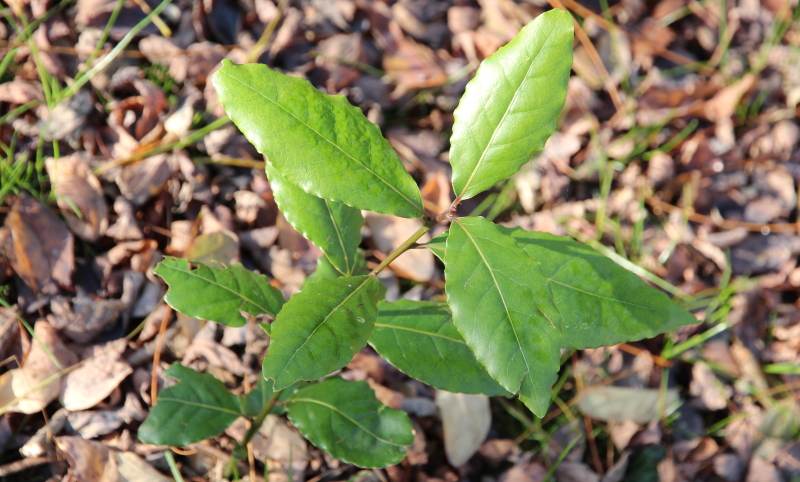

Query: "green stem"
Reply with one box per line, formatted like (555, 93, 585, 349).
(77, 0, 126, 79)
(370, 218, 437, 276)
(239, 389, 281, 450)
(164, 450, 186, 482)
(94, 116, 230, 175)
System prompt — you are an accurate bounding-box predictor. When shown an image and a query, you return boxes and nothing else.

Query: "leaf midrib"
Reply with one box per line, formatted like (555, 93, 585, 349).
(456, 29, 553, 199)
(324, 199, 352, 275)
(455, 219, 532, 391)
(288, 397, 405, 447)
(157, 397, 242, 416)
(271, 276, 374, 385)
(374, 323, 467, 345)
(219, 70, 423, 215)
(162, 261, 275, 316)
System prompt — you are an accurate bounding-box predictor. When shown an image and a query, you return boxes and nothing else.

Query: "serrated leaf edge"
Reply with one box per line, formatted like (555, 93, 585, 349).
(156, 258, 279, 317)
(216, 66, 424, 217)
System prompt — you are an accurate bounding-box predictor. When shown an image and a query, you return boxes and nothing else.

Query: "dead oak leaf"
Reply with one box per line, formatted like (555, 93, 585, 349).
(56, 435, 119, 482)
(46, 156, 109, 242)
(3, 193, 74, 295)
(8, 320, 77, 414)
(61, 340, 133, 411)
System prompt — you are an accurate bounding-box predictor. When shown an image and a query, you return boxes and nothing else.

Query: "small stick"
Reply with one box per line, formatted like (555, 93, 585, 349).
(0, 456, 59, 476)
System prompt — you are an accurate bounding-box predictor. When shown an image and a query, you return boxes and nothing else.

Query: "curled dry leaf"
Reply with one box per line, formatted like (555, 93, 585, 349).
(114, 451, 171, 482)
(183, 337, 248, 376)
(115, 154, 173, 207)
(0, 80, 44, 104)
(61, 340, 133, 411)
(68, 392, 147, 439)
(49, 290, 126, 344)
(39, 90, 93, 142)
(8, 320, 77, 414)
(3, 193, 74, 295)
(106, 197, 144, 241)
(366, 3, 446, 90)
(436, 390, 491, 467)
(56, 435, 119, 482)
(45, 156, 109, 242)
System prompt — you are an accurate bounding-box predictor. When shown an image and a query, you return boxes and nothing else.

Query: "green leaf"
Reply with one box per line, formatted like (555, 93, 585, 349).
(302, 251, 369, 289)
(445, 217, 562, 416)
(426, 232, 447, 261)
(213, 61, 425, 218)
(155, 257, 285, 327)
(450, 10, 574, 200)
(266, 161, 364, 276)
(263, 275, 381, 390)
(503, 228, 697, 349)
(138, 364, 241, 446)
(286, 377, 414, 468)
(370, 300, 509, 395)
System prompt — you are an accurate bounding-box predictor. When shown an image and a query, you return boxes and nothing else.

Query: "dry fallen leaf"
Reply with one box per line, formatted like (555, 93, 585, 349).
(48, 290, 125, 343)
(57, 435, 119, 482)
(3, 193, 74, 295)
(689, 361, 729, 411)
(7, 321, 76, 414)
(577, 387, 680, 424)
(67, 391, 146, 439)
(226, 415, 308, 482)
(114, 450, 171, 482)
(0, 79, 44, 104)
(45, 156, 109, 242)
(436, 390, 491, 467)
(183, 337, 248, 376)
(115, 154, 173, 207)
(61, 340, 133, 411)
(704, 74, 757, 121)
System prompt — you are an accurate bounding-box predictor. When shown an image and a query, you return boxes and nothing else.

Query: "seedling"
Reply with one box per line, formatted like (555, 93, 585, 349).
(139, 10, 696, 470)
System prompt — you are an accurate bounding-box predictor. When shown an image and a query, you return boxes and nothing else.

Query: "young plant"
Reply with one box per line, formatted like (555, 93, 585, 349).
(139, 10, 696, 470)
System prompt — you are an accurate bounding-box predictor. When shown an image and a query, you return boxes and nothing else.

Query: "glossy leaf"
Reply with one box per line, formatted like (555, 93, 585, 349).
(263, 275, 381, 390)
(369, 300, 508, 395)
(266, 161, 363, 276)
(445, 217, 562, 416)
(503, 228, 697, 349)
(450, 10, 574, 200)
(138, 364, 241, 446)
(285, 377, 414, 468)
(155, 258, 285, 327)
(213, 61, 424, 218)
(426, 232, 447, 261)
(302, 250, 369, 289)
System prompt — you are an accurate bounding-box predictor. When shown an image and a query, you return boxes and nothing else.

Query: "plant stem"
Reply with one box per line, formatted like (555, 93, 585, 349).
(164, 450, 186, 482)
(239, 391, 281, 450)
(370, 218, 437, 276)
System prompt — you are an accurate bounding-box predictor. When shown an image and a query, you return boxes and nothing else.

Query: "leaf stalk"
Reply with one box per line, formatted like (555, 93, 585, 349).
(370, 218, 437, 276)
